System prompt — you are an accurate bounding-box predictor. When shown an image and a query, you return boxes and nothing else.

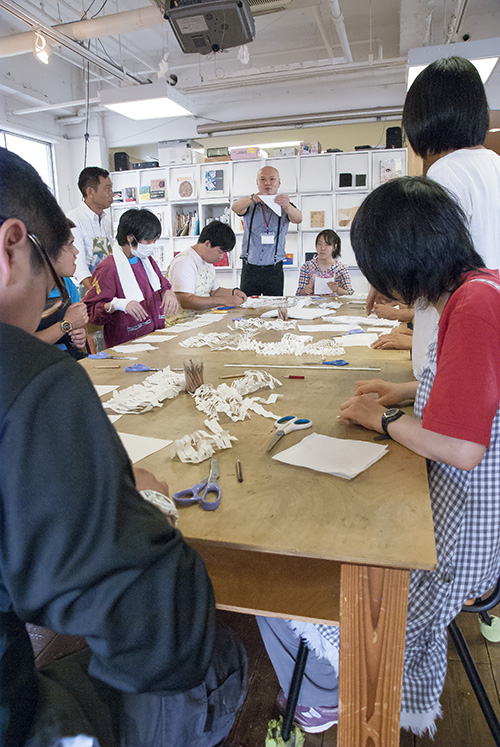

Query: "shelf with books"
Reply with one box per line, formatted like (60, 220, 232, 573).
(200, 201, 231, 230)
(171, 203, 199, 238)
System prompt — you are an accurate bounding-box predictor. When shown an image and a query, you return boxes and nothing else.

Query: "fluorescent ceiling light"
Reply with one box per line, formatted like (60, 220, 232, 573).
(100, 82, 195, 120)
(407, 38, 500, 89)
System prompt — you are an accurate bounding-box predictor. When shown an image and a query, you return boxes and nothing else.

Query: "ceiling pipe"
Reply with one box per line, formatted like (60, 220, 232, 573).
(0, 2, 163, 57)
(197, 106, 403, 135)
(312, 6, 335, 60)
(328, 0, 353, 63)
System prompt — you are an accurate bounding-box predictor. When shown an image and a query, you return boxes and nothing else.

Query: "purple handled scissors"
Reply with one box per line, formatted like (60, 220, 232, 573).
(172, 457, 221, 511)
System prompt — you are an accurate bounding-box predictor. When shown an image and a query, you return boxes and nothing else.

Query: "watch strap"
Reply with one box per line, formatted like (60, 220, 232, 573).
(381, 408, 405, 437)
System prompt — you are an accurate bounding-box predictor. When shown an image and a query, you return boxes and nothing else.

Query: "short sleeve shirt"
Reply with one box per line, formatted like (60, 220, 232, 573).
(168, 247, 219, 296)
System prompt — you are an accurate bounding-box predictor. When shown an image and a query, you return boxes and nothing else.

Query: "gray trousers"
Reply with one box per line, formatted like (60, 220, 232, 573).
(256, 616, 338, 708)
(25, 621, 247, 747)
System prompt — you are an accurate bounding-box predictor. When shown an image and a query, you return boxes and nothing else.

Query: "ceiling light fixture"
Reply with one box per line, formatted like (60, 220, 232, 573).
(407, 37, 500, 89)
(100, 82, 195, 120)
(229, 141, 302, 150)
(33, 30, 51, 64)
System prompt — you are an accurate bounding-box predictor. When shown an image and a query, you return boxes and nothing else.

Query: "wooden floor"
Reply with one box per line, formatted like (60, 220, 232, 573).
(29, 605, 500, 747)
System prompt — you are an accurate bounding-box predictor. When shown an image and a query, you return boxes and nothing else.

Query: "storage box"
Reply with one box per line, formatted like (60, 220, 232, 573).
(299, 141, 322, 155)
(205, 155, 232, 162)
(230, 147, 268, 161)
(273, 147, 297, 157)
(159, 139, 204, 166)
(206, 146, 230, 158)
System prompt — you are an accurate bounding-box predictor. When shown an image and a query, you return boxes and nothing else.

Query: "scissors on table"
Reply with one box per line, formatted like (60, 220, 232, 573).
(172, 457, 221, 511)
(125, 363, 161, 373)
(266, 415, 312, 452)
(88, 351, 138, 361)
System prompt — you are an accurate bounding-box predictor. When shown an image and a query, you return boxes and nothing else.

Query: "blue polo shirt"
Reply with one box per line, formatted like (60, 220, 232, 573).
(240, 203, 291, 265)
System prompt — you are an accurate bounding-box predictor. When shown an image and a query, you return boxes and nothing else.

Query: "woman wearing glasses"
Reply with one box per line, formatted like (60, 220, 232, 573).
(84, 208, 178, 347)
(35, 221, 89, 358)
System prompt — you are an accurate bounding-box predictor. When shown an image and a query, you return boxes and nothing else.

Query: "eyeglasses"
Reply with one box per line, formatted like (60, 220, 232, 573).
(27, 233, 70, 318)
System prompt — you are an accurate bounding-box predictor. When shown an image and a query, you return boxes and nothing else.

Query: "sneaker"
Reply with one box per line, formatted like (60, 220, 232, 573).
(276, 689, 339, 734)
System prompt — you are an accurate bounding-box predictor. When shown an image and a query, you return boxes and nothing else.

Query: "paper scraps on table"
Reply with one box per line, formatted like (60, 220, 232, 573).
(180, 331, 345, 358)
(193, 370, 283, 422)
(171, 313, 225, 334)
(95, 384, 119, 397)
(117, 432, 173, 464)
(113, 343, 158, 352)
(297, 323, 363, 333)
(103, 366, 185, 414)
(272, 432, 388, 480)
(231, 317, 297, 332)
(259, 194, 282, 216)
(171, 419, 237, 463)
(262, 307, 326, 320)
(322, 314, 399, 328)
(108, 414, 122, 424)
(338, 333, 379, 347)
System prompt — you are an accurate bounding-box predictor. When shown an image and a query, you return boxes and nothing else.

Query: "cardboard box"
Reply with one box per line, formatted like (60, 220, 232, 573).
(273, 147, 297, 157)
(230, 147, 268, 161)
(299, 141, 322, 155)
(204, 155, 232, 162)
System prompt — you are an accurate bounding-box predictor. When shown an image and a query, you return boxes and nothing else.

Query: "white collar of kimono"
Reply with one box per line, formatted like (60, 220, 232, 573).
(112, 240, 160, 300)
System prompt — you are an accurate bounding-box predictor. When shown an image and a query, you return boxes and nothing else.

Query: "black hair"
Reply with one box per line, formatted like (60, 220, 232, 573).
(78, 166, 110, 198)
(402, 56, 490, 158)
(0, 146, 69, 268)
(316, 229, 341, 259)
(199, 221, 236, 252)
(350, 176, 485, 305)
(116, 209, 161, 246)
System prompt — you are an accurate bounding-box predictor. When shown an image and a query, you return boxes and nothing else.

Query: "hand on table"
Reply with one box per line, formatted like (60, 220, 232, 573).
(161, 289, 179, 317)
(354, 378, 414, 407)
(370, 331, 412, 350)
(125, 300, 149, 321)
(339, 393, 385, 433)
(232, 289, 247, 306)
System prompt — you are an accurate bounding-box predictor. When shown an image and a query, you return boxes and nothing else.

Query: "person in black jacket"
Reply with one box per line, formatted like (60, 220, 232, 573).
(0, 146, 246, 747)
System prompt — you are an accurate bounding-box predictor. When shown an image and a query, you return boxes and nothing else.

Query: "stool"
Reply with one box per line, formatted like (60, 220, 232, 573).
(447, 578, 500, 746)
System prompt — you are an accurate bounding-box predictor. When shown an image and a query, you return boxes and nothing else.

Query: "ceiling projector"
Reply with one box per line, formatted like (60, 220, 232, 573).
(160, 0, 255, 55)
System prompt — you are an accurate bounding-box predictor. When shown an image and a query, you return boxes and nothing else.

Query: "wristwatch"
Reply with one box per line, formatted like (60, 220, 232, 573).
(381, 408, 405, 437)
(60, 319, 73, 333)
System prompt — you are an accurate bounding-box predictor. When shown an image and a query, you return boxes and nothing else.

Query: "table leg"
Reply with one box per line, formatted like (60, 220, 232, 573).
(339, 564, 410, 747)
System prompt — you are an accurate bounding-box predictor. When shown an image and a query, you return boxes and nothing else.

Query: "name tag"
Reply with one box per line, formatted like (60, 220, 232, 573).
(261, 234, 275, 244)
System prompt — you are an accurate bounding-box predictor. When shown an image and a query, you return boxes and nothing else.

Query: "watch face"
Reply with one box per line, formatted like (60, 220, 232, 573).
(384, 408, 400, 418)
(61, 320, 72, 332)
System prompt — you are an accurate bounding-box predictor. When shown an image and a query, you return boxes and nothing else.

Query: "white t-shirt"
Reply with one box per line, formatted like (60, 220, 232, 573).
(167, 247, 219, 296)
(428, 148, 500, 270)
(67, 201, 113, 284)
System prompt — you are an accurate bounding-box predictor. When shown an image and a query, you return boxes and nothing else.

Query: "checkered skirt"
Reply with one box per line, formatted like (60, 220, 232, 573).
(313, 338, 500, 734)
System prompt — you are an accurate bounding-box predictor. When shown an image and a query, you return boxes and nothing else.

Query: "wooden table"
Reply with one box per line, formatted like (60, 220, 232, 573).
(81, 304, 436, 747)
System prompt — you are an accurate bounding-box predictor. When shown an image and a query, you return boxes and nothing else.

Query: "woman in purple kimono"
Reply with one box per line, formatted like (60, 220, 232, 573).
(84, 209, 178, 347)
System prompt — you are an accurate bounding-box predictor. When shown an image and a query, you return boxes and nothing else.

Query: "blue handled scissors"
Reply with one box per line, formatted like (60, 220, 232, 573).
(266, 415, 312, 452)
(89, 351, 138, 360)
(125, 363, 161, 372)
(172, 457, 221, 511)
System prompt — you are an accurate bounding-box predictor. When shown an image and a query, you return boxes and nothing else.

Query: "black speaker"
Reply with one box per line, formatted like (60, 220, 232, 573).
(386, 126, 402, 149)
(114, 151, 130, 171)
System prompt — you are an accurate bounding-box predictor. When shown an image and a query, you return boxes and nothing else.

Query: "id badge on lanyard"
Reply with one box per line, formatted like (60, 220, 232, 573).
(261, 234, 275, 244)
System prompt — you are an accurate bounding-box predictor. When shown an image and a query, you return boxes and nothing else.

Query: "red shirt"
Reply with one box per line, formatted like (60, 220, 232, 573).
(422, 269, 500, 446)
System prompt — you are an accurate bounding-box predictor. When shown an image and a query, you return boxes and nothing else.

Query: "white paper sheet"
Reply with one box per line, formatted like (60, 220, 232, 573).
(112, 343, 159, 352)
(132, 334, 177, 343)
(314, 277, 335, 295)
(338, 333, 379, 347)
(259, 194, 281, 216)
(117, 432, 173, 464)
(297, 323, 363, 333)
(95, 385, 119, 397)
(272, 432, 388, 480)
(262, 308, 326, 320)
(107, 414, 122, 424)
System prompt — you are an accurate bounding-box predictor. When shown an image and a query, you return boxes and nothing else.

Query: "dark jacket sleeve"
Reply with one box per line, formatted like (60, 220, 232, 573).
(0, 354, 216, 695)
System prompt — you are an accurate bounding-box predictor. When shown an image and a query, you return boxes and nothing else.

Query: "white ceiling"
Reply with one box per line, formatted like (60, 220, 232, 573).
(0, 0, 499, 146)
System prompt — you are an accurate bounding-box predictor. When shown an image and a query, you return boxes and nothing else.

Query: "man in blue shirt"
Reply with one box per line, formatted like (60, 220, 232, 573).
(232, 166, 302, 296)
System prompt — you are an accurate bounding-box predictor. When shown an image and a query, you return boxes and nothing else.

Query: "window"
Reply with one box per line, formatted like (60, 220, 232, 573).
(1, 130, 56, 194)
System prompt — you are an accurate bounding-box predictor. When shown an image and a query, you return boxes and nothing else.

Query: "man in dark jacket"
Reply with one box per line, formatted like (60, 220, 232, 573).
(0, 146, 246, 747)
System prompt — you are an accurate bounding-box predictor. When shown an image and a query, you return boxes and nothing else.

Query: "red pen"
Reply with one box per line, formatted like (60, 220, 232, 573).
(287, 375, 305, 379)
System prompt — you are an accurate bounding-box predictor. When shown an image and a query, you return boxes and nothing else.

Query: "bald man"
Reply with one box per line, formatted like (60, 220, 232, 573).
(231, 166, 302, 296)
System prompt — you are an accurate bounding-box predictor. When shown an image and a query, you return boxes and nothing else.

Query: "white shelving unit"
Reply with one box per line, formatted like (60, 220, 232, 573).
(110, 148, 407, 294)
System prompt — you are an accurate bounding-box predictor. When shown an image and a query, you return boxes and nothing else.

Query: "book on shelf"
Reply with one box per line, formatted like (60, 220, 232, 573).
(310, 210, 325, 228)
(124, 186, 136, 202)
(175, 210, 199, 237)
(283, 253, 294, 265)
(150, 178, 166, 200)
(154, 211, 165, 236)
(139, 185, 151, 202)
(204, 169, 224, 193)
(176, 176, 194, 199)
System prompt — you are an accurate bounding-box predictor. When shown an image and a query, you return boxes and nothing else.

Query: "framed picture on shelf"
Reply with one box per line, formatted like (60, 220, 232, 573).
(310, 210, 325, 228)
(150, 178, 166, 200)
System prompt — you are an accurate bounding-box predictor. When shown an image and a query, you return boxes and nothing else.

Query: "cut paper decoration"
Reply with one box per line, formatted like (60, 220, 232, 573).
(321, 314, 399, 328)
(192, 370, 282, 422)
(297, 324, 362, 333)
(180, 331, 345, 358)
(171, 419, 237, 463)
(231, 318, 297, 332)
(261, 308, 327, 320)
(95, 385, 119, 397)
(117, 432, 173, 464)
(103, 366, 185, 414)
(272, 432, 388, 480)
(259, 194, 281, 216)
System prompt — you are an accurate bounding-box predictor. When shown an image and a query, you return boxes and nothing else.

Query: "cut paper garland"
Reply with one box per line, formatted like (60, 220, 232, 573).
(193, 370, 283, 422)
(180, 331, 345, 358)
(103, 366, 185, 414)
(171, 419, 237, 463)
